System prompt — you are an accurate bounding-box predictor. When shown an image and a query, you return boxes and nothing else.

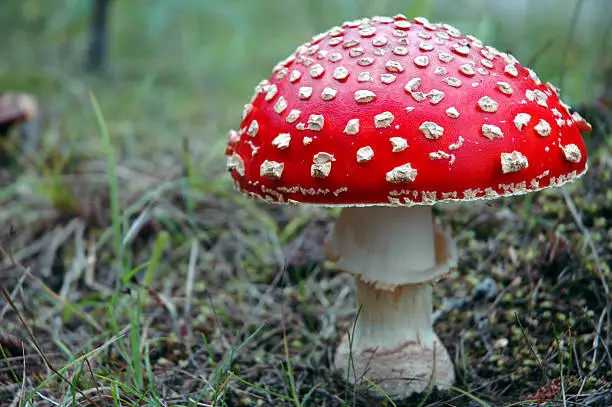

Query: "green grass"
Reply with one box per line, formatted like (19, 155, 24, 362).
(1, 0, 611, 406)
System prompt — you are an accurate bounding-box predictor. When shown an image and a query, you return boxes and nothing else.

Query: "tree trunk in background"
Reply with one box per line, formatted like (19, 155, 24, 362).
(86, 0, 112, 73)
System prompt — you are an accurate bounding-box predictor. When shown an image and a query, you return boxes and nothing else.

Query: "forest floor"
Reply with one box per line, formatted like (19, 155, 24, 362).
(1, 1, 611, 406)
(1, 95, 611, 407)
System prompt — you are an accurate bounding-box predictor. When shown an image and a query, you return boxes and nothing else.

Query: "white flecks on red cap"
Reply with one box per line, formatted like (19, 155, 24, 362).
(247, 120, 259, 137)
(439, 52, 454, 63)
(504, 64, 518, 77)
(390, 137, 408, 152)
(311, 152, 335, 178)
(411, 91, 426, 102)
(358, 57, 374, 66)
(526, 89, 548, 107)
(381, 73, 396, 84)
(434, 66, 447, 75)
(514, 113, 531, 130)
(359, 26, 376, 37)
(386, 163, 417, 183)
(274, 97, 287, 114)
(228, 129, 240, 144)
(356, 146, 375, 162)
(394, 19, 412, 29)
(477, 96, 499, 113)
(430, 150, 455, 165)
(419, 121, 444, 139)
(354, 89, 376, 103)
(448, 136, 464, 150)
(264, 84, 278, 101)
(334, 66, 350, 80)
(419, 41, 434, 52)
(310, 64, 324, 78)
(307, 114, 324, 130)
(289, 70, 302, 82)
(497, 81, 513, 95)
(241, 104, 252, 120)
(393, 46, 409, 56)
(452, 44, 470, 56)
(260, 160, 284, 179)
(226, 15, 590, 206)
(286, 109, 301, 123)
(500, 151, 529, 174)
(349, 47, 364, 57)
(459, 64, 476, 76)
(427, 89, 445, 104)
(443, 76, 462, 87)
(372, 36, 388, 46)
(344, 118, 360, 135)
(329, 52, 343, 62)
(321, 87, 338, 100)
(272, 133, 291, 149)
(357, 72, 373, 82)
(534, 119, 551, 136)
(374, 111, 394, 128)
(561, 144, 582, 162)
(405, 77, 422, 92)
(446, 107, 460, 118)
(413, 55, 429, 67)
(386, 60, 404, 72)
(481, 59, 494, 69)
(226, 153, 245, 176)
(298, 87, 313, 99)
(482, 124, 504, 140)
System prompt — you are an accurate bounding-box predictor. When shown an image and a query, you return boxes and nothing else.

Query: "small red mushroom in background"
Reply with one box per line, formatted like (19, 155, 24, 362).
(0, 93, 37, 137)
(0, 92, 40, 162)
(225, 15, 591, 399)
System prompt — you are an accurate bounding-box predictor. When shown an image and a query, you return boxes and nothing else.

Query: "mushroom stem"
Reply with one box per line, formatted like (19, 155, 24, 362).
(351, 280, 436, 351)
(328, 206, 456, 397)
(328, 206, 452, 287)
(335, 279, 455, 397)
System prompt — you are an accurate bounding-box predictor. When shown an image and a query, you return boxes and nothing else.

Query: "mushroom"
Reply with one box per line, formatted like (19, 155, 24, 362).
(225, 15, 591, 398)
(0, 93, 37, 137)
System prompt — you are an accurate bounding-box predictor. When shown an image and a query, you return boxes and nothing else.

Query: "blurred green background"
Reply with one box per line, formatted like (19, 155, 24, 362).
(1, 0, 610, 172)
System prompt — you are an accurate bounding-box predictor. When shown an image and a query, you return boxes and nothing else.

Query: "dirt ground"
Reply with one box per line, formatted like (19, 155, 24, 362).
(1, 1, 612, 406)
(0, 101, 611, 406)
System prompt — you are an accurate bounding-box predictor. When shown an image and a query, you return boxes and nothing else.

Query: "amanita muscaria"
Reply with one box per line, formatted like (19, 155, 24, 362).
(225, 15, 591, 398)
(0, 93, 37, 137)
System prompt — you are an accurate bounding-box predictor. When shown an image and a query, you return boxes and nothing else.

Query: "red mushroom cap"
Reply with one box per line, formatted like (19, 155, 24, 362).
(226, 16, 590, 206)
(0, 93, 37, 127)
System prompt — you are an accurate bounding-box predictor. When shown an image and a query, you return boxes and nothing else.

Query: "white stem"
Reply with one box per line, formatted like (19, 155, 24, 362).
(352, 280, 436, 350)
(331, 206, 457, 397)
(328, 206, 445, 287)
(336, 278, 455, 397)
